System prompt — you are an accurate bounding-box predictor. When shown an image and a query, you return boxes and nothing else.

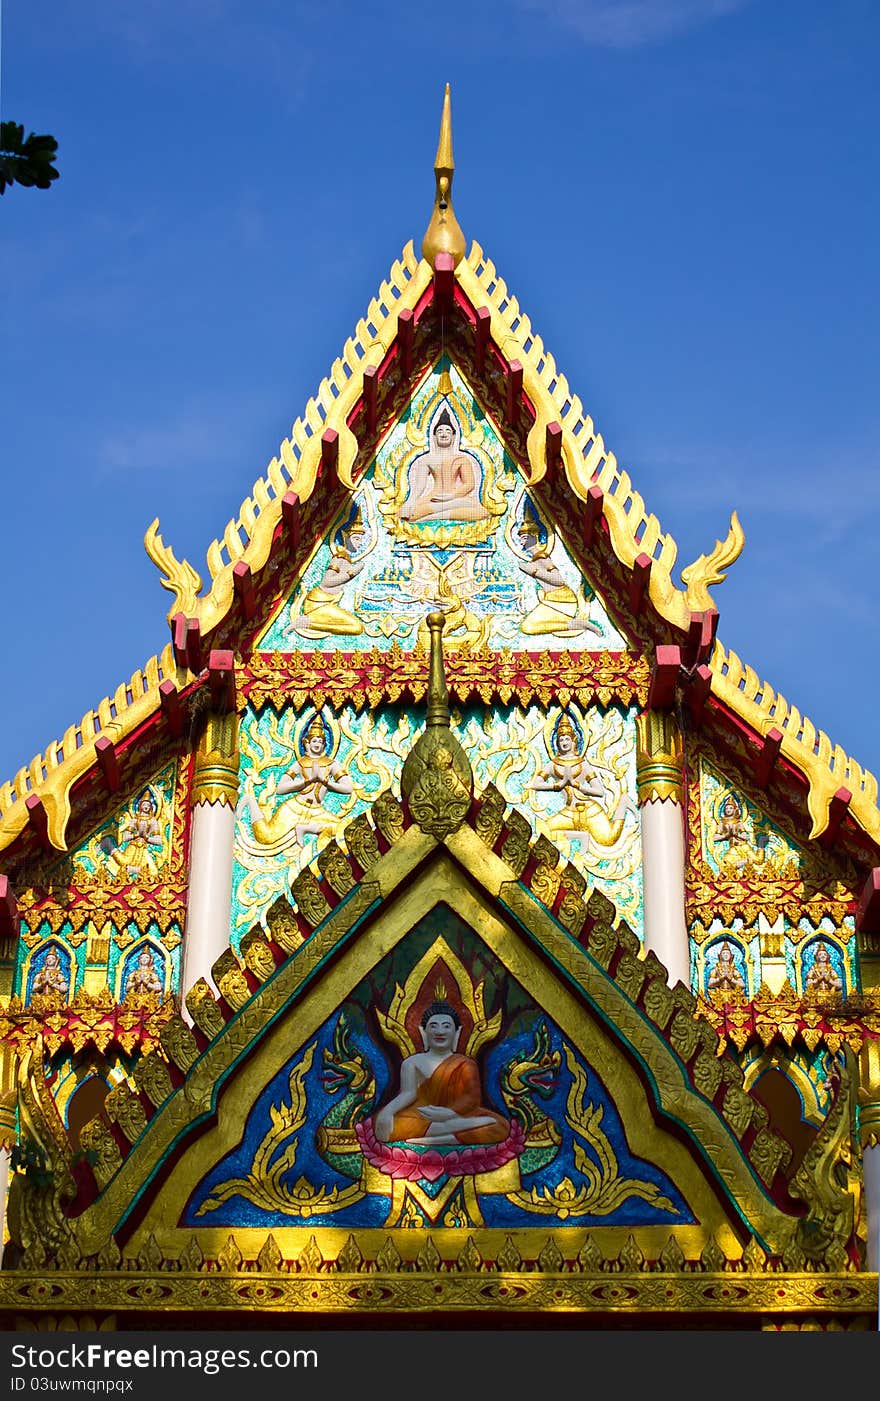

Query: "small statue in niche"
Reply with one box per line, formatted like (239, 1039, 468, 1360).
(707, 940, 746, 995)
(373, 999, 509, 1147)
(805, 941, 843, 995)
(30, 947, 70, 1001)
(287, 504, 368, 639)
(124, 948, 163, 998)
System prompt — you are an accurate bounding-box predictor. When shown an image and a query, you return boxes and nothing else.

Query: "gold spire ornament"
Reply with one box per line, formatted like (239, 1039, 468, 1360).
(421, 83, 466, 268)
(401, 612, 473, 837)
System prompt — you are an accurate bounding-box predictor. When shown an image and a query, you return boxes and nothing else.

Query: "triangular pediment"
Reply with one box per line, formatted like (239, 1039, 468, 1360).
(47, 789, 815, 1276)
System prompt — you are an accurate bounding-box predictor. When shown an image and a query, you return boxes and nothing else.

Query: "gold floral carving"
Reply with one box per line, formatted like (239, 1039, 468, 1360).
(104, 1084, 148, 1144)
(0, 1260, 873, 1322)
(184, 980, 225, 1041)
(78, 1120, 123, 1191)
(243, 646, 650, 714)
(507, 1048, 677, 1219)
(195, 1043, 363, 1220)
(316, 842, 356, 897)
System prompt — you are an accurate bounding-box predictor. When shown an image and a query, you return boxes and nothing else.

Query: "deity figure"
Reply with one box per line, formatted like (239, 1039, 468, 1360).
(124, 948, 163, 998)
(805, 942, 843, 994)
(30, 947, 70, 1001)
(707, 940, 746, 995)
(399, 408, 489, 524)
(515, 513, 600, 638)
(712, 793, 754, 875)
(114, 790, 163, 880)
(239, 713, 354, 850)
(530, 713, 631, 852)
(288, 506, 367, 638)
(373, 1000, 509, 1147)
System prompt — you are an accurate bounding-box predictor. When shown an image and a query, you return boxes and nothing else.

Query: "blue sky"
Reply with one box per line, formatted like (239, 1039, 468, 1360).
(1, 0, 878, 795)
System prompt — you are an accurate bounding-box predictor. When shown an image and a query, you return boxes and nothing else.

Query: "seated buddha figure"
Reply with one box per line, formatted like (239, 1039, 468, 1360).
(399, 408, 489, 525)
(373, 1000, 509, 1147)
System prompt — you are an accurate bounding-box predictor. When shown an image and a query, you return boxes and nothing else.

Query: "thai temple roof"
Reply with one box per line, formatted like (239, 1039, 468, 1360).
(0, 87, 876, 864)
(2, 84, 879, 1334)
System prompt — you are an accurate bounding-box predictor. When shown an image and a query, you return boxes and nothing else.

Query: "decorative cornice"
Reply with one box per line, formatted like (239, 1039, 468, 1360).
(241, 647, 650, 713)
(0, 1264, 873, 1322)
(0, 645, 186, 855)
(0, 991, 175, 1059)
(699, 986, 880, 1056)
(710, 642, 879, 845)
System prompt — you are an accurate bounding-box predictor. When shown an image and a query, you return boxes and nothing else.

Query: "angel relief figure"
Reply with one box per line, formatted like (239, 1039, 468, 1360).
(237, 711, 355, 856)
(529, 712, 634, 856)
(286, 502, 369, 640)
(96, 787, 164, 881)
(511, 500, 600, 639)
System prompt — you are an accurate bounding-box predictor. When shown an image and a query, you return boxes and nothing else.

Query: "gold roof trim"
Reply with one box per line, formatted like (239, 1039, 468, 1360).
(457, 244, 689, 630)
(1, 239, 877, 854)
(457, 244, 880, 843)
(711, 641, 880, 843)
(145, 242, 430, 632)
(0, 643, 184, 853)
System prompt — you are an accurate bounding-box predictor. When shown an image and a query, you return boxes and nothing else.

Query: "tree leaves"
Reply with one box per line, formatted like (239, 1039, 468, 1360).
(0, 121, 59, 195)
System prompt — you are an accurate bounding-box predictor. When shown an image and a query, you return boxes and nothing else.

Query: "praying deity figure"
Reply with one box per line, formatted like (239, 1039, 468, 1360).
(288, 507, 367, 639)
(239, 713, 354, 850)
(712, 793, 754, 876)
(31, 947, 70, 1001)
(373, 1000, 509, 1147)
(124, 948, 163, 998)
(530, 713, 631, 852)
(707, 940, 746, 995)
(112, 790, 163, 881)
(515, 513, 600, 638)
(805, 942, 843, 995)
(399, 408, 489, 524)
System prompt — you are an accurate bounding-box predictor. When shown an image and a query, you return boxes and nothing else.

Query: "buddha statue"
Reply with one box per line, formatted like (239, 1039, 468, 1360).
(373, 999, 508, 1147)
(399, 408, 489, 525)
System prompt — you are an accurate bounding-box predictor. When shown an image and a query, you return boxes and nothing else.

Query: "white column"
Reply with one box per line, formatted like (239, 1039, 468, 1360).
(0, 1149, 9, 1261)
(0, 1081, 14, 1263)
(859, 1043, 880, 1288)
(636, 710, 690, 989)
(861, 1144, 880, 1275)
(181, 712, 239, 1008)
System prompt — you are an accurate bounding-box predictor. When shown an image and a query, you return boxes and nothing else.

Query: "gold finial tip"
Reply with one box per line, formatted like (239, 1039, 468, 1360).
(422, 85, 465, 268)
(427, 611, 445, 629)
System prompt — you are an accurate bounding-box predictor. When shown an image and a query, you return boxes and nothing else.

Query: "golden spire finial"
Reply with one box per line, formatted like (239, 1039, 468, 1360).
(401, 612, 473, 837)
(421, 84, 466, 269)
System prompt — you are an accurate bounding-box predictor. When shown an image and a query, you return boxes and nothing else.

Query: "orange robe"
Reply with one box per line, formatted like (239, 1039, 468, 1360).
(390, 1054, 509, 1145)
